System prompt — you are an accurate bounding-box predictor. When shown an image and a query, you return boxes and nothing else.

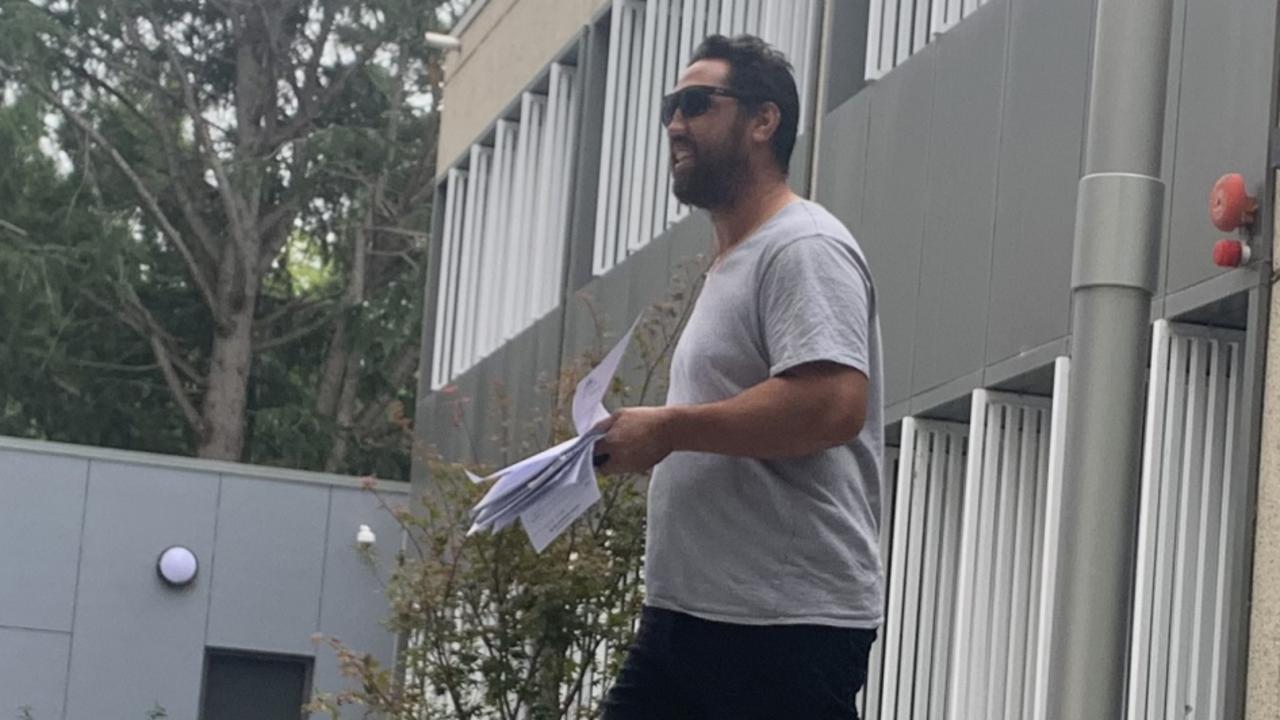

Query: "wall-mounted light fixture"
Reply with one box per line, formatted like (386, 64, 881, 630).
(356, 524, 377, 547)
(156, 545, 199, 587)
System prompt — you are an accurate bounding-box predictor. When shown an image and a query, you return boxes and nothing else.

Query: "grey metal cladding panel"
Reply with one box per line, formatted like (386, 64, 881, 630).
(532, 310, 566, 436)
(912, 1, 1007, 393)
(1164, 0, 1274, 293)
(0, 627, 69, 719)
(0, 449, 86, 632)
(564, 22, 611, 294)
(313, 486, 402, 701)
(452, 369, 484, 464)
(64, 461, 219, 720)
(505, 326, 544, 461)
(823, 0, 871, 113)
(667, 210, 713, 272)
(788, 130, 813, 197)
(561, 276, 605, 365)
(814, 91, 871, 234)
(411, 183, 448, 484)
(986, 0, 1092, 364)
(465, 358, 495, 465)
(860, 50, 936, 405)
(625, 232, 673, 334)
(206, 476, 329, 655)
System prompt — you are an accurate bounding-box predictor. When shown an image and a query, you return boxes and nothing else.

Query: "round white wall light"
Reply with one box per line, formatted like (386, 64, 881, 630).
(156, 546, 199, 587)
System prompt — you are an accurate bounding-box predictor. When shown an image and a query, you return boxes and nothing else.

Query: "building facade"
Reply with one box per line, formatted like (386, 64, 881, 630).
(413, 1, 1277, 718)
(0, 436, 405, 719)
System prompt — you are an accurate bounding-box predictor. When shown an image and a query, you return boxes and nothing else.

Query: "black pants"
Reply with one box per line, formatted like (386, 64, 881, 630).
(601, 606, 876, 720)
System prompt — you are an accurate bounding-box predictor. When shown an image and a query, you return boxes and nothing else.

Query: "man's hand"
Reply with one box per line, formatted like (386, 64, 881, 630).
(593, 406, 676, 475)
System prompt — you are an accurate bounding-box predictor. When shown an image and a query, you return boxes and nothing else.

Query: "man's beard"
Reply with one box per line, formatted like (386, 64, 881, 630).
(671, 130, 750, 210)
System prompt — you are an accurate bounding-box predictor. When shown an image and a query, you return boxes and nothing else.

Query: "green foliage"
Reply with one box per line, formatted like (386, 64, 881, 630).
(0, 0, 467, 474)
(309, 266, 708, 720)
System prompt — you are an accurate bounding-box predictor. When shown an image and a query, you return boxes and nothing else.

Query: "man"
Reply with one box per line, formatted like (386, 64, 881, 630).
(593, 35, 885, 720)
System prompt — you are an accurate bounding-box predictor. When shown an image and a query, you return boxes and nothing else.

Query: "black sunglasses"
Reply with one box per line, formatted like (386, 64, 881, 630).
(660, 85, 760, 126)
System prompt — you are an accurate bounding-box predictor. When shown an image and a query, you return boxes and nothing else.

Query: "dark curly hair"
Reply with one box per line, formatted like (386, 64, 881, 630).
(690, 34, 800, 174)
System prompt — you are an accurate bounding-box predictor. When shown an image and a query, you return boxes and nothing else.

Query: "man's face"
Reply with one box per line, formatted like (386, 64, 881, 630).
(666, 59, 752, 210)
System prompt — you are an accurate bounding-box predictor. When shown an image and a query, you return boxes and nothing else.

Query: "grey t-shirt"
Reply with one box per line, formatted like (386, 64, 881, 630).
(645, 199, 884, 628)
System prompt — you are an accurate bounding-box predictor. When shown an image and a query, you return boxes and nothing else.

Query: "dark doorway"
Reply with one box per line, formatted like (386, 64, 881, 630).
(200, 649, 312, 720)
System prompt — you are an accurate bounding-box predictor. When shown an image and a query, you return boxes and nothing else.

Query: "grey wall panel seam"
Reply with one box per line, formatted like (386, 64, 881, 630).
(0, 436, 407, 492)
(978, 0, 1017, 376)
(1159, 0, 1191, 301)
(314, 487, 335, 651)
(60, 458, 91, 720)
(202, 475, 224, 650)
(0, 623, 72, 636)
(905, 51, 940, 403)
(856, 85, 873, 227)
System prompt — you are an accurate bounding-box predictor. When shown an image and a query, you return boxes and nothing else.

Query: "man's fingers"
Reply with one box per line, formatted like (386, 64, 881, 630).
(592, 413, 619, 434)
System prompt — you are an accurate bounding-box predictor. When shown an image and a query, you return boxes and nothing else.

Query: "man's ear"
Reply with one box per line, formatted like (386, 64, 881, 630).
(752, 101, 781, 145)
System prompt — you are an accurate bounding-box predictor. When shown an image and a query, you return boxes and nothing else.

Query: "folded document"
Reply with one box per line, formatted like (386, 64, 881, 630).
(467, 319, 637, 552)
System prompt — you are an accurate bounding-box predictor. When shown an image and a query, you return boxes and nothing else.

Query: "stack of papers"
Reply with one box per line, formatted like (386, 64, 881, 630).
(467, 320, 637, 552)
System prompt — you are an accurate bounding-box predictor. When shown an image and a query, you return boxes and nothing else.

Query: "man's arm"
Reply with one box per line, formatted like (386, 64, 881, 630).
(594, 360, 867, 475)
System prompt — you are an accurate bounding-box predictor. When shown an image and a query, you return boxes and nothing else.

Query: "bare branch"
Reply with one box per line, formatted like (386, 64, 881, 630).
(269, 35, 385, 150)
(256, 199, 302, 271)
(0, 219, 30, 238)
(80, 289, 206, 434)
(252, 302, 344, 352)
(3, 60, 223, 319)
(354, 341, 420, 436)
(151, 19, 255, 266)
(253, 293, 338, 333)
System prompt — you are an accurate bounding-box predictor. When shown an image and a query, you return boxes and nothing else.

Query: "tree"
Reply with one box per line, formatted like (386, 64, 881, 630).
(0, 0, 468, 473)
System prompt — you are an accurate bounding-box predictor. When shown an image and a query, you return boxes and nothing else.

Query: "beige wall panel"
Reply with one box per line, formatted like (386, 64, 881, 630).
(439, 0, 605, 166)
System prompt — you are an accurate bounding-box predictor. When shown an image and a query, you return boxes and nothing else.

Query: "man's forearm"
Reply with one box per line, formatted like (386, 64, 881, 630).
(663, 373, 863, 459)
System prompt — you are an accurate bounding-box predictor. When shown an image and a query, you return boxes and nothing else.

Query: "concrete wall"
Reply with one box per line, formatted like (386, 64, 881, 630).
(0, 436, 406, 720)
(438, 0, 607, 167)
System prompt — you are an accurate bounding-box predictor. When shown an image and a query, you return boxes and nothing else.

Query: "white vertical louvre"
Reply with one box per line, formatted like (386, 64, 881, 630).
(867, 0, 994, 79)
(867, 419, 968, 720)
(431, 169, 466, 390)
(858, 445, 901, 720)
(530, 63, 579, 317)
(1029, 358, 1070, 720)
(947, 362, 1069, 720)
(507, 92, 546, 340)
(1126, 321, 1246, 720)
(593, 0, 823, 275)
(453, 146, 491, 377)
(480, 120, 518, 359)
(432, 64, 580, 388)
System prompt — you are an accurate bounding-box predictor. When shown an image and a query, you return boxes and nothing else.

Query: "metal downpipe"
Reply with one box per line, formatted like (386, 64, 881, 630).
(1047, 0, 1175, 716)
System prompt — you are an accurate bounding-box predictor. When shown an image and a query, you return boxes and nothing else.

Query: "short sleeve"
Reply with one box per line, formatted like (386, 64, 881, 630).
(758, 235, 872, 378)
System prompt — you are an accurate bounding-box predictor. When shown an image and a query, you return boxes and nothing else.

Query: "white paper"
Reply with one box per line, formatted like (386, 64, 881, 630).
(520, 449, 602, 552)
(466, 315, 638, 553)
(572, 318, 641, 436)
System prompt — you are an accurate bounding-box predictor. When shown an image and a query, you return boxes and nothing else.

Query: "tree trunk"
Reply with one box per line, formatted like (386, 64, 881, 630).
(324, 357, 359, 472)
(197, 291, 257, 461)
(315, 315, 352, 419)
